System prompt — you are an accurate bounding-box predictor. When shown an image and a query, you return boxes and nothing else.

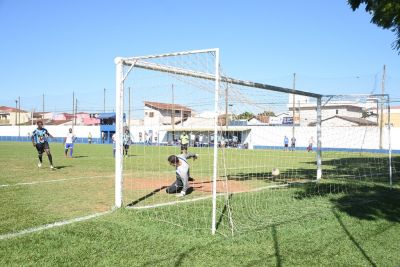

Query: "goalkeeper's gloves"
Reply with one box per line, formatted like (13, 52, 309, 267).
(177, 191, 186, 197)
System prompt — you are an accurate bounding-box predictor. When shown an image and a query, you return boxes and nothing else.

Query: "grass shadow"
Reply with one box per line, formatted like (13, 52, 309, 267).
(332, 208, 377, 267)
(271, 225, 282, 267)
(127, 186, 167, 207)
(54, 165, 70, 170)
(295, 182, 400, 223)
(216, 194, 233, 231)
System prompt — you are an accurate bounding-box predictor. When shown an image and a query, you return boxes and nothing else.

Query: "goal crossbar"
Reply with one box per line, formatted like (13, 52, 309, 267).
(121, 59, 321, 99)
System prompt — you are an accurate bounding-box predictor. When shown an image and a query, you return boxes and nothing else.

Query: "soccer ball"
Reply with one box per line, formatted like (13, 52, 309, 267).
(271, 168, 280, 176)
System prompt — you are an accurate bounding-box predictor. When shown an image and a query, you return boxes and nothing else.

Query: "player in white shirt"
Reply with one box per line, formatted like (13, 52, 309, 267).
(64, 128, 76, 158)
(166, 153, 198, 197)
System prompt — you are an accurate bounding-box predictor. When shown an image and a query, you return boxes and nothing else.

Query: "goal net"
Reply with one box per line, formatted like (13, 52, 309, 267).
(116, 49, 394, 235)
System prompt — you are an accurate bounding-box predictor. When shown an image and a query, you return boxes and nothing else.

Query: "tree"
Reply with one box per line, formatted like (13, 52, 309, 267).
(236, 111, 254, 120)
(258, 111, 276, 117)
(348, 0, 400, 53)
(361, 109, 377, 118)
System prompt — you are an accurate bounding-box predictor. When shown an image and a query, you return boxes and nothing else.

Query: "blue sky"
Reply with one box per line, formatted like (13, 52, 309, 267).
(0, 0, 399, 113)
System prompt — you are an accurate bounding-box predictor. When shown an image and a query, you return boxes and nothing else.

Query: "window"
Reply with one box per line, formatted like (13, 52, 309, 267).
(145, 112, 148, 116)
(149, 112, 154, 118)
(175, 110, 180, 114)
(336, 109, 339, 115)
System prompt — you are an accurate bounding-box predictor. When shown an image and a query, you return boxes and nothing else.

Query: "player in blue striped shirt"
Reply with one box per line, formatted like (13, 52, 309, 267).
(31, 121, 54, 169)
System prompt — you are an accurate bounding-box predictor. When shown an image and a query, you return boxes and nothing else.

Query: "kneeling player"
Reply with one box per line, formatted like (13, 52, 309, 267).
(166, 153, 198, 197)
(31, 121, 54, 169)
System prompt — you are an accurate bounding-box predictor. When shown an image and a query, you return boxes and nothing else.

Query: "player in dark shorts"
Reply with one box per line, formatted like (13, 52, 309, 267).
(283, 136, 289, 151)
(31, 121, 54, 169)
(290, 136, 296, 151)
(123, 129, 132, 157)
(179, 131, 189, 154)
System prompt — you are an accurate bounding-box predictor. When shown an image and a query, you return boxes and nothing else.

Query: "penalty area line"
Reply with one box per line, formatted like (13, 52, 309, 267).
(0, 210, 114, 241)
(128, 194, 222, 210)
(0, 175, 114, 188)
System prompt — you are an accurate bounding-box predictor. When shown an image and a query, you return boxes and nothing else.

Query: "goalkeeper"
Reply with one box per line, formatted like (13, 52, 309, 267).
(166, 153, 198, 197)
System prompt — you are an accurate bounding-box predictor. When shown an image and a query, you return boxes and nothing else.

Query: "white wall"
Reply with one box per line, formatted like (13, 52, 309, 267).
(299, 107, 362, 126)
(1, 125, 399, 150)
(0, 126, 101, 138)
(249, 126, 399, 150)
(143, 106, 162, 127)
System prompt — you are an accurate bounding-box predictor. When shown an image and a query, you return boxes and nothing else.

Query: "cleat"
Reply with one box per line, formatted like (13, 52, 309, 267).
(37, 162, 42, 168)
(50, 165, 54, 170)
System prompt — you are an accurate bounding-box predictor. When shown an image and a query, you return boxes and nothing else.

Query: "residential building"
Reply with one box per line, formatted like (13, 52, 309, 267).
(53, 112, 99, 126)
(143, 101, 192, 126)
(308, 115, 377, 127)
(0, 106, 30, 125)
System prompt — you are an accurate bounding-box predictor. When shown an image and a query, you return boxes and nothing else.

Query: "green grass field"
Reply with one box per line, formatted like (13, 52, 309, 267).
(0, 142, 399, 266)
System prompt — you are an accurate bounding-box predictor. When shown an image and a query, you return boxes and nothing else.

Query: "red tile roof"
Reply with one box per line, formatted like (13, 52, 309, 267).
(0, 106, 27, 113)
(144, 101, 192, 112)
(45, 120, 73, 125)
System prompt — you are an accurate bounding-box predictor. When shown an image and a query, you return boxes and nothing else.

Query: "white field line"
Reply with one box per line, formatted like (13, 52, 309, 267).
(0, 210, 113, 241)
(128, 194, 221, 210)
(0, 175, 114, 188)
(128, 182, 306, 210)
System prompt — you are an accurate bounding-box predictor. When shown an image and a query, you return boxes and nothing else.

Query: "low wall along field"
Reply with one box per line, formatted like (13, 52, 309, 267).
(1, 125, 399, 151)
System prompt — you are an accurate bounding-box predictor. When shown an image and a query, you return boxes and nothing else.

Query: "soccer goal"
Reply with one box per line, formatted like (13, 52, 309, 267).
(114, 49, 394, 235)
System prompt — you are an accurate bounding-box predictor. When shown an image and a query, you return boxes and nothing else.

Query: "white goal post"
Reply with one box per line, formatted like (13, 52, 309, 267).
(114, 48, 324, 234)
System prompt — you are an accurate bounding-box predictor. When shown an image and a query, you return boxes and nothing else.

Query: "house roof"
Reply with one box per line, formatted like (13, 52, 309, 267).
(0, 106, 27, 113)
(144, 101, 192, 112)
(289, 104, 363, 111)
(164, 127, 250, 132)
(336, 115, 377, 126)
(308, 115, 377, 126)
(46, 120, 73, 125)
(98, 113, 116, 119)
(249, 115, 269, 123)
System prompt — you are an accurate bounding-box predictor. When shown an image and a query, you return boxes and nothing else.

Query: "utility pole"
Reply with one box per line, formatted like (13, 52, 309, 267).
(75, 98, 78, 126)
(171, 84, 175, 142)
(225, 83, 229, 131)
(42, 93, 45, 120)
(128, 87, 131, 128)
(72, 91, 75, 127)
(15, 99, 18, 126)
(18, 96, 20, 136)
(298, 99, 301, 125)
(181, 108, 183, 126)
(379, 65, 386, 149)
(103, 88, 106, 113)
(292, 73, 296, 140)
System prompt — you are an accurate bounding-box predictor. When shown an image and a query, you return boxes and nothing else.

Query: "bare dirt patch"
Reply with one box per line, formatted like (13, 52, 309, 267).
(123, 176, 261, 194)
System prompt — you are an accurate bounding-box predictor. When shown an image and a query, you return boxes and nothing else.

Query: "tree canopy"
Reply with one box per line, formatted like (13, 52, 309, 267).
(348, 0, 400, 53)
(236, 111, 254, 120)
(258, 111, 276, 117)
